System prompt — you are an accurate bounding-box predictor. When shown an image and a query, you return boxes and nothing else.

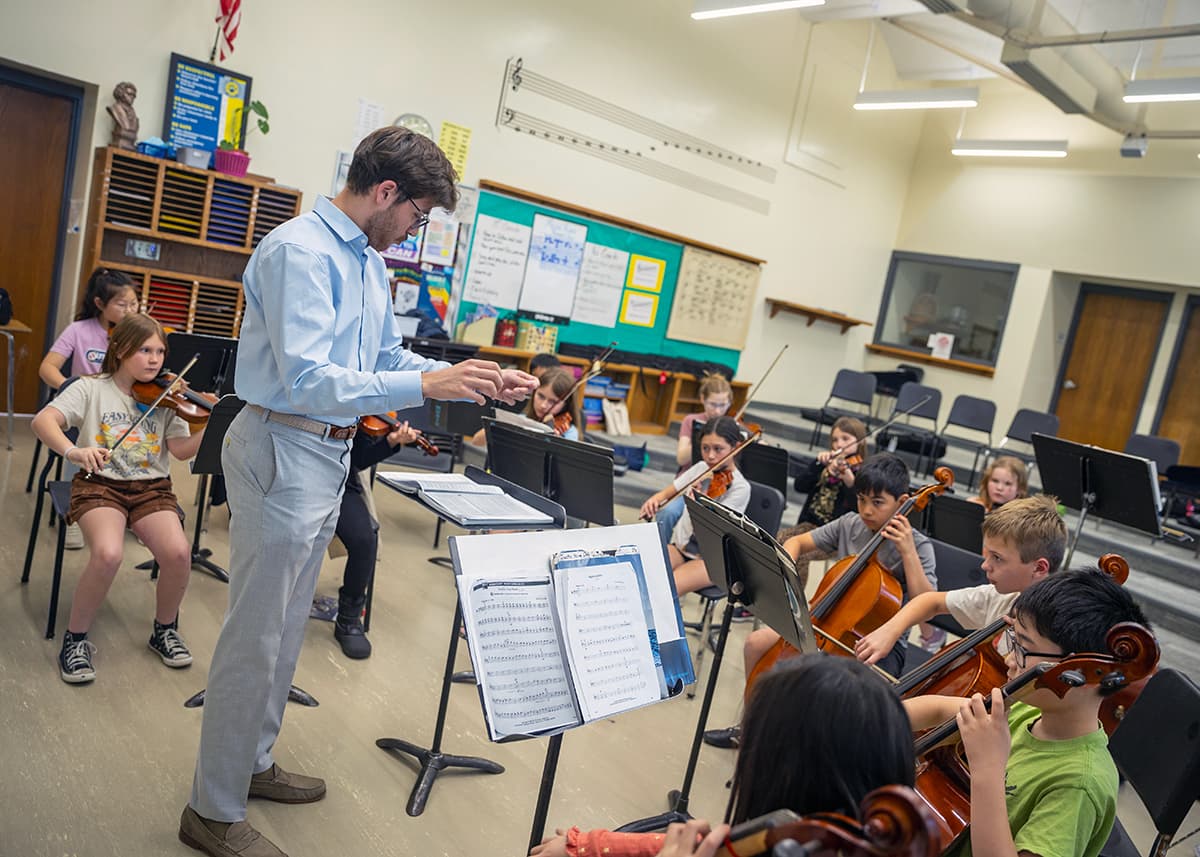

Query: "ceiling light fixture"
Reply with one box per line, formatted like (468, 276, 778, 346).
(691, 0, 825, 21)
(854, 86, 980, 111)
(1123, 77, 1200, 103)
(951, 139, 1069, 158)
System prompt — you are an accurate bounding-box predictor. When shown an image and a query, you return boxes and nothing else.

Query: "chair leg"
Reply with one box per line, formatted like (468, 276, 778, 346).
(689, 598, 717, 700)
(432, 517, 444, 549)
(46, 518, 67, 639)
(22, 486, 48, 583)
(25, 438, 43, 494)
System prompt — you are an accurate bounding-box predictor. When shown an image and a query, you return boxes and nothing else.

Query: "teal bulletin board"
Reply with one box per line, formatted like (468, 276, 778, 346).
(455, 190, 742, 371)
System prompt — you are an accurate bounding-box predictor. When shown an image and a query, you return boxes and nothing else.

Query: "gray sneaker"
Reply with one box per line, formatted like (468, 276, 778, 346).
(178, 806, 287, 857)
(148, 623, 193, 667)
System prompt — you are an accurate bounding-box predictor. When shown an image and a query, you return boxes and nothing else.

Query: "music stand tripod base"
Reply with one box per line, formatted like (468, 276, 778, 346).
(375, 599, 504, 816)
(183, 685, 319, 708)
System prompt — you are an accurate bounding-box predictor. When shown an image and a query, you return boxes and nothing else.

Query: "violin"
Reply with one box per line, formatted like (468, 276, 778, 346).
(745, 468, 954, 700)
(911, 622, 1159, 853)
(552, 411, 573, 437)
(357, 412, 439, 456)
(131, 371, 218, 427)
(707, 468, 734, 499)
(716, 786, 940, 857)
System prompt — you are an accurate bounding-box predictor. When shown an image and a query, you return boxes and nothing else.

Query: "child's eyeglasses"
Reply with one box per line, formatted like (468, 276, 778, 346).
(1002, 626, 1063, 668)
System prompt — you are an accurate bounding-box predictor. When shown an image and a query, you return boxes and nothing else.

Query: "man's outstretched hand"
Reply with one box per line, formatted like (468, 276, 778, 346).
(421, 359, 538, 405)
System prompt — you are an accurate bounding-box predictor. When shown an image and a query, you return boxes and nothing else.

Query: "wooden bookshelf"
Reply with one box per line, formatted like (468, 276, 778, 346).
(81, 147, 303, 338)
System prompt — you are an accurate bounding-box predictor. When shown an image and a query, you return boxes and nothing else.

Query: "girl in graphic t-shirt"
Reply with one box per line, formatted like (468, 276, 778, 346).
(31, 313, 206, 686)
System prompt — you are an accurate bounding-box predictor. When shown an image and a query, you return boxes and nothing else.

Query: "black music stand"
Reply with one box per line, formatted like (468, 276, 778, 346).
(376, 466, 566, 817)
(922, 494, 985, 555)
(165, 332, 238, 395)
(1032, 433, 1163, 568)
(483, 419, 616, 526)
(617, 494, 814, 832)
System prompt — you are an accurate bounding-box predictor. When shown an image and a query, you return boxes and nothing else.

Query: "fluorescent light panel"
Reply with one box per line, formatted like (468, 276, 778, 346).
(854, 86, 979, 111)
(1124, 77, 1200, 103)
(951, 139, 1068, 158)
(691, 0, 824, 20)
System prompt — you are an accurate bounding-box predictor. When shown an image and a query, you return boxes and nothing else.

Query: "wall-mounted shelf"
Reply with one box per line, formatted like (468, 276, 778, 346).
(865, 343, 995, 377)
(765, 298, 872, 334)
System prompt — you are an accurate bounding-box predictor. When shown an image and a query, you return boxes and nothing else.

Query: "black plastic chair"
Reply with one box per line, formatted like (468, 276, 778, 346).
(1106, 669, 1200, 857)
(799, 369, 876, 449)
(1124, 434, 1181, 476)
(25, 385, 64, 493)
(991, 408, 1059, 477)
(924, 538, 987, 638)
(738, 443, 790, 502)
(882, 382, 942, 474)
(689, 481, 786, 690)
(936, 395, 996, 490)
(921, 494, 985, 555)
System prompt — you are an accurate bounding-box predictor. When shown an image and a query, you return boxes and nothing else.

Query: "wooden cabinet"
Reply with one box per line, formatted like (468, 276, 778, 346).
(474, 345, 749, 435)
(81, 147, 303, 338)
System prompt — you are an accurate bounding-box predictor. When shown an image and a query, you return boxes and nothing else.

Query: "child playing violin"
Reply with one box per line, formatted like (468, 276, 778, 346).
(970, 456, 1028, 513)
(471, 365, 582, 444)
(327, 417, 425, 659)
(38, 267, 140, 550)
(855, 494, 1065, 667)
(531, 655, 917, 857)
(640, 416, 751, 598)
(793, 416, 867, 528)
(903, 569, 1150, 857)
(31, 313, 205, 684)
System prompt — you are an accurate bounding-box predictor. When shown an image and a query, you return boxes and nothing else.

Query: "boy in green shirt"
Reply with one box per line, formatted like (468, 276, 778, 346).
(904, 568, 1151, 857)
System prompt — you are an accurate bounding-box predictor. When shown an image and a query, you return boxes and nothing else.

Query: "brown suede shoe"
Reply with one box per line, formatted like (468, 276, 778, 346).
(247, 763, 326, 804)
(178, 806, 287, 857)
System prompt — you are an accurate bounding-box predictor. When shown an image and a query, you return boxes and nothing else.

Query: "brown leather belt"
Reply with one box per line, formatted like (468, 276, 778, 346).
(248, 404, 357, 441)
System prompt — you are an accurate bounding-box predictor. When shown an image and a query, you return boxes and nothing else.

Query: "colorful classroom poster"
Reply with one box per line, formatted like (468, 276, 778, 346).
(619, 291, 658, 327)
(439, 121, 473, 178)
(420, 211, 458, 265)
(163, 54, 252, 151)
(627, 255, 665, 292)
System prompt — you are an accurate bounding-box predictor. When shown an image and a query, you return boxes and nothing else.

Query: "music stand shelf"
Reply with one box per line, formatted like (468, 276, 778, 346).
(376, 466, 567, 819)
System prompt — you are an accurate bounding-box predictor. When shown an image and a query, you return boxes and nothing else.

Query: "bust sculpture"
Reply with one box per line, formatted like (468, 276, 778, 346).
(107, 81, 139, 150)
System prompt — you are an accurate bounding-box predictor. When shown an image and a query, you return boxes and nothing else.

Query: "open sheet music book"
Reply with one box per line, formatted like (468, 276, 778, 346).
(376, 471, 553, 526)
(452, 526, 694, 741)
(489, 407, 554, 434)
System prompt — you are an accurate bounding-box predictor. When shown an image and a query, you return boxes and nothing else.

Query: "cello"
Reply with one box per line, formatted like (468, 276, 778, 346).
(745, 468, 954, 697)
(715, 786, 940, 857)
(911, 621, 1159, 853)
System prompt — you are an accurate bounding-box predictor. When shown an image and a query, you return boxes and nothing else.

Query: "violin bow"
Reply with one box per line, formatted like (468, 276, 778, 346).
(642, 427, 762, 521)
(564, 342, 617, 402)
(734, 344, 787, 423)
(108, 355, 199, 454)
(824, 394, 934, 468)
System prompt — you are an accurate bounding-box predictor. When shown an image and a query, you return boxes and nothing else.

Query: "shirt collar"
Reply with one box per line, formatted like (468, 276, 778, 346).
(313, 196, 368, 253)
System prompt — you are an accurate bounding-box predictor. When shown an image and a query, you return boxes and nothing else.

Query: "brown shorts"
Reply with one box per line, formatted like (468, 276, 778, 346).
(67, 473, 181, 527)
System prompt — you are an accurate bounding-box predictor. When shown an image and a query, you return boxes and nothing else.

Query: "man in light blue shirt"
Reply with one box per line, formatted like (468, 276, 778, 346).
(183, 128, 537, 857)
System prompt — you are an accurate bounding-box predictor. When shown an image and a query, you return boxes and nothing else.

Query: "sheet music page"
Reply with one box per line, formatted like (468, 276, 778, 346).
(419, 491, 553, 526)
(555, 561, 660, 722)
(460, 575, 579, 740)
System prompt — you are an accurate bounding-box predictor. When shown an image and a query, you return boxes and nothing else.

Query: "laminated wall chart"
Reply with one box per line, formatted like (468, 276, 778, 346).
(666, 246, 759, 351)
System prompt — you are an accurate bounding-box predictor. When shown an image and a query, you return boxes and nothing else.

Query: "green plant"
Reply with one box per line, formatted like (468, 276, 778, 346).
(218, 100, 270, 150)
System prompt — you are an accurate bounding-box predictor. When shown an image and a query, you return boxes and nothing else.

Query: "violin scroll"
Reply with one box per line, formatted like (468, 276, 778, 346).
(1097, 553, 1130, 585)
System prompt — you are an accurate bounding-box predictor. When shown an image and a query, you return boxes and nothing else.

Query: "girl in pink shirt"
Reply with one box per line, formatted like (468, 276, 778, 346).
(39, 267, 138, 388)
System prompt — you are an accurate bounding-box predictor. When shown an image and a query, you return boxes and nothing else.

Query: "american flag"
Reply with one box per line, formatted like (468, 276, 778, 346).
(214, 0, 241, 61)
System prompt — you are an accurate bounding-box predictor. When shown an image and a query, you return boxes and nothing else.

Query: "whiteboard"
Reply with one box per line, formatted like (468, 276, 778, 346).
(666, 246, 760, 350)
(462, 214, 531, 309)
(570, 243, 629, 328)
(517, 214, 587, 319)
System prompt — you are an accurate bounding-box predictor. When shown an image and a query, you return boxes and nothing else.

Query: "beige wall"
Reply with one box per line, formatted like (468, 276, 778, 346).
(0, 0, 923, 408)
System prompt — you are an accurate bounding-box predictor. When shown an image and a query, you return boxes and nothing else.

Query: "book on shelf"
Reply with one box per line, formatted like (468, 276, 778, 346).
(452, 535, 694, 741)
(376, 471, 553, 527)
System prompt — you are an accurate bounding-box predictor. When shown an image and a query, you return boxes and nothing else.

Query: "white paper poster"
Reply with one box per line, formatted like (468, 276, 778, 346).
(570, 244, 629, 328)
(927, 332, 955, 359)
(420, 210, 458, 265)
(462, 214, 532, 310)
(517, 214, 587, 320)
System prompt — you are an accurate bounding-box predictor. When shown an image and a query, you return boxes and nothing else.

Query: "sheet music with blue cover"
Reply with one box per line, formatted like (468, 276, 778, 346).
(451, 525, 694, 741)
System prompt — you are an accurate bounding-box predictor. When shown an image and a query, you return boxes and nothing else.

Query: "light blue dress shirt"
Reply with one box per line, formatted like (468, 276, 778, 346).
(235, 196, 447, 423)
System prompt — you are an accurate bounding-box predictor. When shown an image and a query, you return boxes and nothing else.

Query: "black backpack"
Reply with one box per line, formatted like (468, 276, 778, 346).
(0, 288, 11, 325)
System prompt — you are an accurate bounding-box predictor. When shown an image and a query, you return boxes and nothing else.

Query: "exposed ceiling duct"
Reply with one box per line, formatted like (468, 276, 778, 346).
(907, 0, 1200, 137)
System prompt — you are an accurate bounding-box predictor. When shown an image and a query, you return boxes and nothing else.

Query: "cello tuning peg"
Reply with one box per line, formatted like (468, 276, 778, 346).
(1099, 672, 1127, 691)
(1058, 669, 1087, 688)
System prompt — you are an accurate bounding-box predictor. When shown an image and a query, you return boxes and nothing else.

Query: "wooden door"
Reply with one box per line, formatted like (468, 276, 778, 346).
(1053, 287, 1170, 451)
(0, 77, 76, 412)
(1157, 299, 1200, 465)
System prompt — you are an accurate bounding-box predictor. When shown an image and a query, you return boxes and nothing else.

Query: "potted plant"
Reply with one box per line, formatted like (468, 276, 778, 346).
(213, 100, 269, 177)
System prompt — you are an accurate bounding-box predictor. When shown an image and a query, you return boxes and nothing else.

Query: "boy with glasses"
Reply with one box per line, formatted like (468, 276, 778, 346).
(904, 569, 1152, 857)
